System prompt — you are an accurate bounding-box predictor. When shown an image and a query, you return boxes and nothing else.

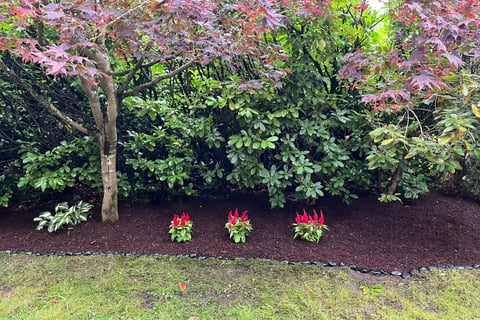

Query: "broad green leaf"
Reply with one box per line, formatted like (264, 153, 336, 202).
(438, 134, 453, 146)
(381, 138, 394, 146)
(261, 141, 275, 149)
(404, 152, 416, 159)
(472, 104, 480, 117)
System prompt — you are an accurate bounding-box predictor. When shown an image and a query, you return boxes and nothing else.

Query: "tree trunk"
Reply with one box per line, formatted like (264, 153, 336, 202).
(386, 165, 403, 195)
(79, 47, 120, 222)
(98, 125, 119, 222)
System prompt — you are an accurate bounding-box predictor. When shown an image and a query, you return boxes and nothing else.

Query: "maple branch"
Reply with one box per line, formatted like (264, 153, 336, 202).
(116, 56, 147, 94)
(121, 58, 199, 98)
(111, 55, 176, 78)
(37, 21, 47, 46)
(106, 0, 156, 28)
(89, 0, 154, 44)
(79, 77, 104, 130)
(0, 58, 96, 137)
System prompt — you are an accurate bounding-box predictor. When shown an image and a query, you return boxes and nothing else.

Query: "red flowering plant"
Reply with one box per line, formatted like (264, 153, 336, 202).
(293, 209, 329, 243)
(169, 213, 193, 242)
(225, 209, 252, 243)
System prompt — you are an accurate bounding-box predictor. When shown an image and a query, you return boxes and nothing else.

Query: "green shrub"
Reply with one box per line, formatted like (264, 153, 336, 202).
(460, 155, 480, 202)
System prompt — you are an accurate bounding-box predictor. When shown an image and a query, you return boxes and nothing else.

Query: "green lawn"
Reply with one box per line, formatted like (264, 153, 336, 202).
(1, 253, 479, 319)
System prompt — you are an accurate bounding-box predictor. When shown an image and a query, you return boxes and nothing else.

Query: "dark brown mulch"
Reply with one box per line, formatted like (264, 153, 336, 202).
(1, 191, 479, 273)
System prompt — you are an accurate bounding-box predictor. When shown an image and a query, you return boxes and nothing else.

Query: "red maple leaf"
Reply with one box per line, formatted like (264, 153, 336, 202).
(409, 71, 448, 92)
(10, 7, 34, 19)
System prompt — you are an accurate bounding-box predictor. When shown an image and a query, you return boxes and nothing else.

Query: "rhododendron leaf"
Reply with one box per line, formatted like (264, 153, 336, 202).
(381, 138, 394, 146)
(472, 104, 480, 117)
(438, 133, 454, 145)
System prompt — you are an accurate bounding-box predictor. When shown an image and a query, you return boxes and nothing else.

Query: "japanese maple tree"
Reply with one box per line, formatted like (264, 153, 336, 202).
(340, 0, 480, 199)
(0, 0, 329, 222)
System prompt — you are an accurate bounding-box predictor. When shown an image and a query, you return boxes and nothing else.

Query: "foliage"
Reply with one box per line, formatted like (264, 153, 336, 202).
(33, 201, 93, 233)
(3, 0, 477, 209)
(0, 52, 89, 206)
(340, 0, 480, 201)
(0, 0, 331, 222)
(17, 137, 100, 193)
(168, 213, 193, 242)
(293, 209, 329, 243)
(117, 2, 384, 208)
(460, 155, 480, 202)
(225, 209, 252, 243)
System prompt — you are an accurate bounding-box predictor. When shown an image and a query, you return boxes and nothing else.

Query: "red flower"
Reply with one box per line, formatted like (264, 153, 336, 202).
(318, 210, 325, 225)
(228, 208, 241, 225)
(240, 211, 249, 222)
(180, 213, 190, 227)
(295, 212, 302, 224)
(173, 214, 180, 227)
(302, 209, 309, 224)
(296, 209, 326, 225)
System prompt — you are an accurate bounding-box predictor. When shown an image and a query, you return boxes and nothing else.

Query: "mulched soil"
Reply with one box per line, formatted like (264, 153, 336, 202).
(1, 191, 479, 272)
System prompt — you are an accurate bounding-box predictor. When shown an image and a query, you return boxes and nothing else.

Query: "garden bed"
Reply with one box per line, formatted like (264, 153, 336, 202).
(1, 191, 479, 273)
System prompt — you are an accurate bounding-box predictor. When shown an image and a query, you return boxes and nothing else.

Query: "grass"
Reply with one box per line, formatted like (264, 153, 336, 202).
(1, 253, 480, 319)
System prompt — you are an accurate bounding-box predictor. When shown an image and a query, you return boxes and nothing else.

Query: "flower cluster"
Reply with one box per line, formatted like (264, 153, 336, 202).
(293, 209, 329, 243)
(225, 209, 252, 243)
(169, 213, 193, 242)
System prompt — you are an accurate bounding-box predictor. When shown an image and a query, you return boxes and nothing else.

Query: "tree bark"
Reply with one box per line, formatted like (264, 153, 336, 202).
(98, 125, 119, 222)
(386, 165, 403, 195)
(80, 48, 120, 222)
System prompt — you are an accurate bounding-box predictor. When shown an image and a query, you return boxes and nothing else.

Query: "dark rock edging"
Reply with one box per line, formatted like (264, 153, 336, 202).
(2, 249, 479, 279)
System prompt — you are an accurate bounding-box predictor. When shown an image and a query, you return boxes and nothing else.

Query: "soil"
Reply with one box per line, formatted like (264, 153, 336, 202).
(1, 191, 479, 273)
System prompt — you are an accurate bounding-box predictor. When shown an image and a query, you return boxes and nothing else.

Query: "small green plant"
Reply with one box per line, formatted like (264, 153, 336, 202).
(34, 201, 93, 232)
(293, 209, 329, 243)
(225, 209, 253, 243)
(360, 284, 384, 297)
(168, 213, 193, 242)
(378, 193, 402, 203)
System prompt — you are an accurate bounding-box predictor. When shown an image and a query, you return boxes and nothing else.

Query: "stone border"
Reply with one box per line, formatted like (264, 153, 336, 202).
(2, 249, 480, 279)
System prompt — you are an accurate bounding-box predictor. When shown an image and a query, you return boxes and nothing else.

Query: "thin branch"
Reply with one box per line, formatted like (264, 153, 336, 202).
(121, 58, 199, 98)
(302, 45, 329, 92)
(0, 58, 96, 137)
(117, 56, 146, 94)
(409, 108, 426, 137)
(90, 0, 154, 43)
